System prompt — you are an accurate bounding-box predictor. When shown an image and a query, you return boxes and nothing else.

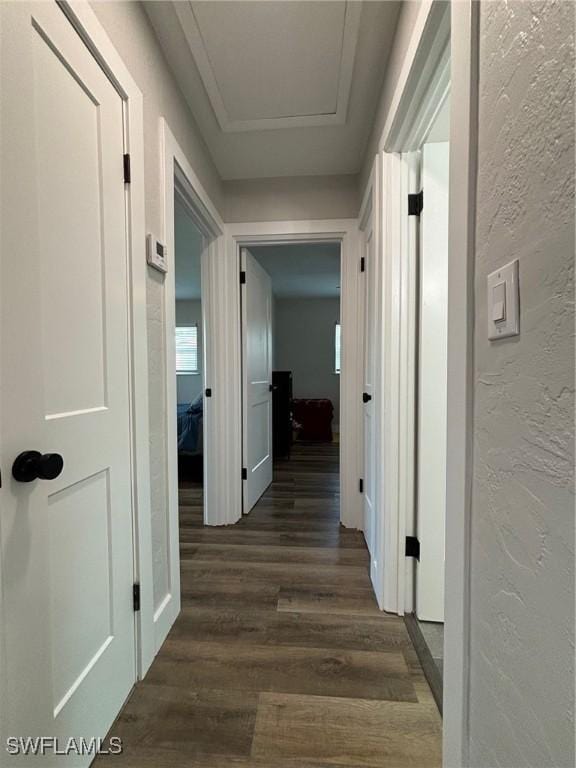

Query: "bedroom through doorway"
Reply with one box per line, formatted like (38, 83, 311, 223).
(241, 243, 342, 517)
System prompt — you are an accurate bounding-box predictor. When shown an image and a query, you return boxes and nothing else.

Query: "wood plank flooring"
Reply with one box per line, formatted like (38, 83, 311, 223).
(97, 442, 441, 767)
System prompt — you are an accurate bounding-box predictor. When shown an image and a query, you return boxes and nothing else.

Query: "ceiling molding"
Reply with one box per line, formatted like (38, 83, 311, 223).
(173, 1, 362, 134)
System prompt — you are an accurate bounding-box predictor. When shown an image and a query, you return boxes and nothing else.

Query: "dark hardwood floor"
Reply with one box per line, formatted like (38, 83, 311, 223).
(97, 442, 441, 767)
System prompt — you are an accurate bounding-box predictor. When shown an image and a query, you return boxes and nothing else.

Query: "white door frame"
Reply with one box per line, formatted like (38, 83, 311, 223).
(159, 120, 231, 651)
(54, 2, 154, 678)
(361, 0, 479, 764)
(226, 221, 363, 531)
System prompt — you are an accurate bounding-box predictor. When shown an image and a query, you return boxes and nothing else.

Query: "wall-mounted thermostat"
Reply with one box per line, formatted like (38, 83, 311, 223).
(487, 258, 519, 340)
(147, 234, 167, 273)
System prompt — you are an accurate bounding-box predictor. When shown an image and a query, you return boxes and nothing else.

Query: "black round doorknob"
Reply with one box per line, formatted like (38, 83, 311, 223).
(12, 451, 64, 483)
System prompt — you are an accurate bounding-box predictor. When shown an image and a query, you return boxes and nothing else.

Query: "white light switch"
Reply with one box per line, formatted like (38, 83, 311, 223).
(487, 259, 519, 340)
(491, 281, 506, 323)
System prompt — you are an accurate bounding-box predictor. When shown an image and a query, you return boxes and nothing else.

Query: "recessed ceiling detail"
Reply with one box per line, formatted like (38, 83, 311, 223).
(174, 1, 362, 133)
(145, 1, 401, 179)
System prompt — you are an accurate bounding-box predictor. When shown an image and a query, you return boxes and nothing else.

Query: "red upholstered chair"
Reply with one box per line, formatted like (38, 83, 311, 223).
(292, 398, 334, 442)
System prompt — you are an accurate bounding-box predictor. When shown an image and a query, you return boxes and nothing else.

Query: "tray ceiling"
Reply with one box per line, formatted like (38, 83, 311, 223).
(145, 1, 401, 179)
(174, 1, 361, 132)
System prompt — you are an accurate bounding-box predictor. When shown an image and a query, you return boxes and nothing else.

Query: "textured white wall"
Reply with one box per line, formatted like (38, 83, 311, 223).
(175, 301, 203, 404)
(90, 1, 223, 611)
(274, 298, 341, 427)
(469, 2, 575, 766)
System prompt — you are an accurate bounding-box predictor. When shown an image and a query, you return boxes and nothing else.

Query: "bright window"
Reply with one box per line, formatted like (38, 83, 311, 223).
(335, 322, 341, 374)
(176, 325, 199, 374)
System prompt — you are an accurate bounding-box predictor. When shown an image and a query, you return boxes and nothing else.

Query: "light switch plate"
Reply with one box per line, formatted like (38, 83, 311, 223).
(487, 259, 519, 340)
(147, 234, 167, 273)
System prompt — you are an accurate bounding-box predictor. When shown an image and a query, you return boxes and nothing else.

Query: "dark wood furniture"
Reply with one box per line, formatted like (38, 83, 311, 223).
(292, 398, 334, 442)
(272, 370, 293, 458)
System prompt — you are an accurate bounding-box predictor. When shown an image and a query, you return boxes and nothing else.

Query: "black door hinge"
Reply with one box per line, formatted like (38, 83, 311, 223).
(205, 388, 212, 398)
(359, 478, 364, 493)
(133, 583, 141, 612)
(123, 154, 131, 184)
(405, 536, 420, 560)
(240, 270, 246, 284)
(242, 467, 247, 480)
(408, 191, 423, 216)
(360, 256, 365, 272)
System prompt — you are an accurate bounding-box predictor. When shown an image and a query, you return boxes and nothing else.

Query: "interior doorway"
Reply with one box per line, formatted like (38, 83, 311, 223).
(413, 90, 451, 686)
(159, 123, 226, 652)
(174, 194, 206, 523)
(241, 243, 342, 515)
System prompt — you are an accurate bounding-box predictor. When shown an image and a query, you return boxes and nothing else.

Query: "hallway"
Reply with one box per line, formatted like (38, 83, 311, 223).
(98, 443, 442, 767)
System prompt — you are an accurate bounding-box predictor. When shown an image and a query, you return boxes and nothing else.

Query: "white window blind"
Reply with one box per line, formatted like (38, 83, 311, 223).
(176, 325, 199, 374)
(335, 323, 341, 374)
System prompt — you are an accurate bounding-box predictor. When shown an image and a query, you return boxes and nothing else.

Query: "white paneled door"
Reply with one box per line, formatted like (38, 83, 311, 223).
(362, 212, 377, 556)
(241, 248, 273, 513)
(416, 141, 450, 622)
(0, 2, 136, 762)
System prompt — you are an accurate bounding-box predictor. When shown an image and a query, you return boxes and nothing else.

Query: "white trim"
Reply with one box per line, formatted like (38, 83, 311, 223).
(379, 152, 402, 614)
(58, 0, 154, 678)
(397, 150, 419, 617)
(443, 2, 478, 765)
(159, 120, 228, 652)
(378, 1, 452, 622)
(172, 1, 361, 134)
(226, 220, 363, 531)
(362, 0, 477, 762)
(378, 0, 450, 153)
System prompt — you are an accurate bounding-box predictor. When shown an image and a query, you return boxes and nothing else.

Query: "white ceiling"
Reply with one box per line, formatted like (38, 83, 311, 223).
(251, 243, 341, 298)
(145, 1, 401, 180)
(175, 197, 203, 300)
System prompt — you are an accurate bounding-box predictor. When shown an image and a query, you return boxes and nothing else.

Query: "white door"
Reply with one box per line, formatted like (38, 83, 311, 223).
(362, 214, 377, 555)
(416, 141, 450, 622)
(0, 2, 136, 761)
(241, 248, 273, 513)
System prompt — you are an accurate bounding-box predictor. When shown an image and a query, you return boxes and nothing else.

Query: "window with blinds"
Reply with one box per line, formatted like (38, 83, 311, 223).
(176, 325, 199, 374)
(335, 322, 341, 374)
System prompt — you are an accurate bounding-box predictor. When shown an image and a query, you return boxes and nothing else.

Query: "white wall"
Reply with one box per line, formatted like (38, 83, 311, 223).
(90, 1, 223, 612)
(469, 2, 575, 766)
(175, 301, 203, 404)
(274, 298, 340, 427)
(224, 174, 359, 222)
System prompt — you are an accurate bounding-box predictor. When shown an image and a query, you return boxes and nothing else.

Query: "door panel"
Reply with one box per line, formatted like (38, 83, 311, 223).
(49, 470, 114, 716)
(35, 23, 109, 417)
(242, 248, 273, 513)
(0, 2, 135, 759)
(416, 141, 450, 622)
(362, 214, 376, 555)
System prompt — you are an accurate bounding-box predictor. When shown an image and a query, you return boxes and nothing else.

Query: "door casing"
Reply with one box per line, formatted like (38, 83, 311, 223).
(227, 221, 364, 532)
(160, 120, 225, 654)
